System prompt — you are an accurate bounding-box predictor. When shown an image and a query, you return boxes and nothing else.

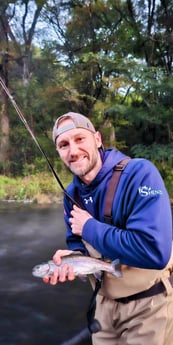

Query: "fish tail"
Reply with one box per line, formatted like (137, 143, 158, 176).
(111, 258, 122, 277)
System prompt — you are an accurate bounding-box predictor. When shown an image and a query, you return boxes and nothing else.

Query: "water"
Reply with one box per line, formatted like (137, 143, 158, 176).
(0, 203, 92, 345)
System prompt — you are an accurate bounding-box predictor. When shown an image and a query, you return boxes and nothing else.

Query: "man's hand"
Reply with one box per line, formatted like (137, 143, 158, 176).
(69, 205, 93, 236)
(43, 249, 75, 285)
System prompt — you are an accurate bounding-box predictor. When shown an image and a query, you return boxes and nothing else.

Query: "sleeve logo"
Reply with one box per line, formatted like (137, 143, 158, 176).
(138, 185, 163, 197)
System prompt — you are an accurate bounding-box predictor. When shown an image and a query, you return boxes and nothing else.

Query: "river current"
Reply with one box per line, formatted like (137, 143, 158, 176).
(0, 203, 92, 345)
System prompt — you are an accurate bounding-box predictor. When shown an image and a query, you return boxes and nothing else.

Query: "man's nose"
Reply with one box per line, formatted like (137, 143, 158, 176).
(69, 142, 79, 155)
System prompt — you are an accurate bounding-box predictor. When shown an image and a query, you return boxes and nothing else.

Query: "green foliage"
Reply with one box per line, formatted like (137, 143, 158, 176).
(131, 143, 173, 163)
(0, 176, 15, 199)
(131, 143, 173, 197)
(0, 173, 64, 202)
(0, 0, 173, 201)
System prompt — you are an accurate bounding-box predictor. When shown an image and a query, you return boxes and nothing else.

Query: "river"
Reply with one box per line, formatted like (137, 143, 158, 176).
(0, 203, 92, 345)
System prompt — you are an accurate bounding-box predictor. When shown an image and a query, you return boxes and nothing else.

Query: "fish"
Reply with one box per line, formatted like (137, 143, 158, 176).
(32, 254, 122, 279)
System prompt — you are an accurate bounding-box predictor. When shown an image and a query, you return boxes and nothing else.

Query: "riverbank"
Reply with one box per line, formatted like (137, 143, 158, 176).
(0, 173, 65, 204)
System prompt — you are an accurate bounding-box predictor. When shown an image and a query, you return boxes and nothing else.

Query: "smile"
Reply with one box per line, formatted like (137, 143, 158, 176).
(70, 156, 87, 164)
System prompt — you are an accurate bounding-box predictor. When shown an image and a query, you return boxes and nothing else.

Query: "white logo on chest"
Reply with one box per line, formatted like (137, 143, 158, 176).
(84, 196, 93, 204)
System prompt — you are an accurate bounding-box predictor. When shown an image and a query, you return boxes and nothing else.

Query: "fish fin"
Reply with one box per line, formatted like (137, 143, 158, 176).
(111, 258, 122, 278)
(93, 271, 103, 281)
(77, 274, 88, 282)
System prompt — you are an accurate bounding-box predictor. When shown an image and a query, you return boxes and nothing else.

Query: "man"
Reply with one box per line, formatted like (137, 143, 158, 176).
(44, 112, 173, 345)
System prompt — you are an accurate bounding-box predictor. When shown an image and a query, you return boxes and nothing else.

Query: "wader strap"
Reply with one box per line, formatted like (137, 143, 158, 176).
(104, 158, 131, 224)
(74, 157, 131, 333)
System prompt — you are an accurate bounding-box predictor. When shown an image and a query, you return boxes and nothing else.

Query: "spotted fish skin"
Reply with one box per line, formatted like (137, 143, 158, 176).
(32, 254, 122, 279)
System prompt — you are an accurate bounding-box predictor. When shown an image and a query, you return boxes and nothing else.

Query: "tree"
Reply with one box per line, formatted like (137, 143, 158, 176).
(0, 1, 11, 172)
(0, 0, 173, 181)
(0, 0, 46, 171)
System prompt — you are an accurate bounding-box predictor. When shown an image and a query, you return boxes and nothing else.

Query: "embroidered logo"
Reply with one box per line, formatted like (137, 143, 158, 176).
(84, 196, 93, 204)
(138, 185, 163, 197)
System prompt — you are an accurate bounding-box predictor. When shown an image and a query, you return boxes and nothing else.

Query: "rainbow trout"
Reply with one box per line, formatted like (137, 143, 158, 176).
(32, 254, 122, 279)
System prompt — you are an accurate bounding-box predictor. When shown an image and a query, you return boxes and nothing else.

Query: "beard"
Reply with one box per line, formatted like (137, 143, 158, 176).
(66, 151, 99, 178)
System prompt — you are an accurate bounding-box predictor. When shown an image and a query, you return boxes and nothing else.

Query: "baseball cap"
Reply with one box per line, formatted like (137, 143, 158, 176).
(52, 112, 96, 143)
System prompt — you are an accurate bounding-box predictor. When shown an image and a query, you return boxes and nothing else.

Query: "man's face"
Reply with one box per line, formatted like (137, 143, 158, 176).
(55, 119, 102, 184)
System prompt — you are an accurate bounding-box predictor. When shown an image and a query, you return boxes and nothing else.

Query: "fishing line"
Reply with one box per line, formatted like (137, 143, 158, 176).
(0, 77, 80, 207)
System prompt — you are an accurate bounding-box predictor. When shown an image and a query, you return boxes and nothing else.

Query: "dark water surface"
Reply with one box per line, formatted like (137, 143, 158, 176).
(0, 203, 92, 345)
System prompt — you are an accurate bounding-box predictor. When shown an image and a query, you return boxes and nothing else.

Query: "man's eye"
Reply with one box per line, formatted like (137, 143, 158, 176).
(59, 142, 68, 149)
(77, 137, 84, 142)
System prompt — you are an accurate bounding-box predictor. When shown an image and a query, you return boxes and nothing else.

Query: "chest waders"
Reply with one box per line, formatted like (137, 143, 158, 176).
(77, 158, 131, 334)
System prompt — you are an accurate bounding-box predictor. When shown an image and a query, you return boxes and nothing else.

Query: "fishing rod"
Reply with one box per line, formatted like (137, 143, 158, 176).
(0, 77, 79, 207)
(60, 327, 91, 345)
(60, 320, 101, 345)
(0, 78, 103, 341)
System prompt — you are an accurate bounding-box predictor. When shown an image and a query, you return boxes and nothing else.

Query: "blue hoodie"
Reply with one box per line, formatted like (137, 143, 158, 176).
(63, 149, 172, 270)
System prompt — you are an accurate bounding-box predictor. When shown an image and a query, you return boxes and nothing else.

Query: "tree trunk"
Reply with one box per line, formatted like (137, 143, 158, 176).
(0, 18, 10, 173)
(0, 85, 9, 173)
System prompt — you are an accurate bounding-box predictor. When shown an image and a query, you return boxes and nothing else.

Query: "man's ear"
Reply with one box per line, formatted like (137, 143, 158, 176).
(94, 131, 102, 148)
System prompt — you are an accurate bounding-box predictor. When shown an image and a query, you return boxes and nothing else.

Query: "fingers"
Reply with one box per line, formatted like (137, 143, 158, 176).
(53, 249, 73, 265)
(42, 276, 50, 284)
(44, 265, 75, 285)
(69, 206, 92, 236)
(68, 265, 76, 281)
(42, 249, 75, 286)
(49, 267, 61, 285)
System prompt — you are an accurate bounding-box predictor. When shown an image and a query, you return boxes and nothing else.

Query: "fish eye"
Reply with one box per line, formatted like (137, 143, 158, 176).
(35, 265, 41, 270)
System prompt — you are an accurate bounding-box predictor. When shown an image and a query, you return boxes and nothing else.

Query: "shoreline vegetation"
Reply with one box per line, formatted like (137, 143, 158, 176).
(0, 173, 65, 205)
(0, 173, 173, 206)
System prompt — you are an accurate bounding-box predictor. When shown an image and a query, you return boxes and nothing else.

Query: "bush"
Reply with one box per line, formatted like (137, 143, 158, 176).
(0, 173, 64, 202)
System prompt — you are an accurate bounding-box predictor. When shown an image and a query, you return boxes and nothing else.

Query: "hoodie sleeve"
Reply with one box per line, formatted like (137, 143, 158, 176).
(82, 159, 173, 269)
